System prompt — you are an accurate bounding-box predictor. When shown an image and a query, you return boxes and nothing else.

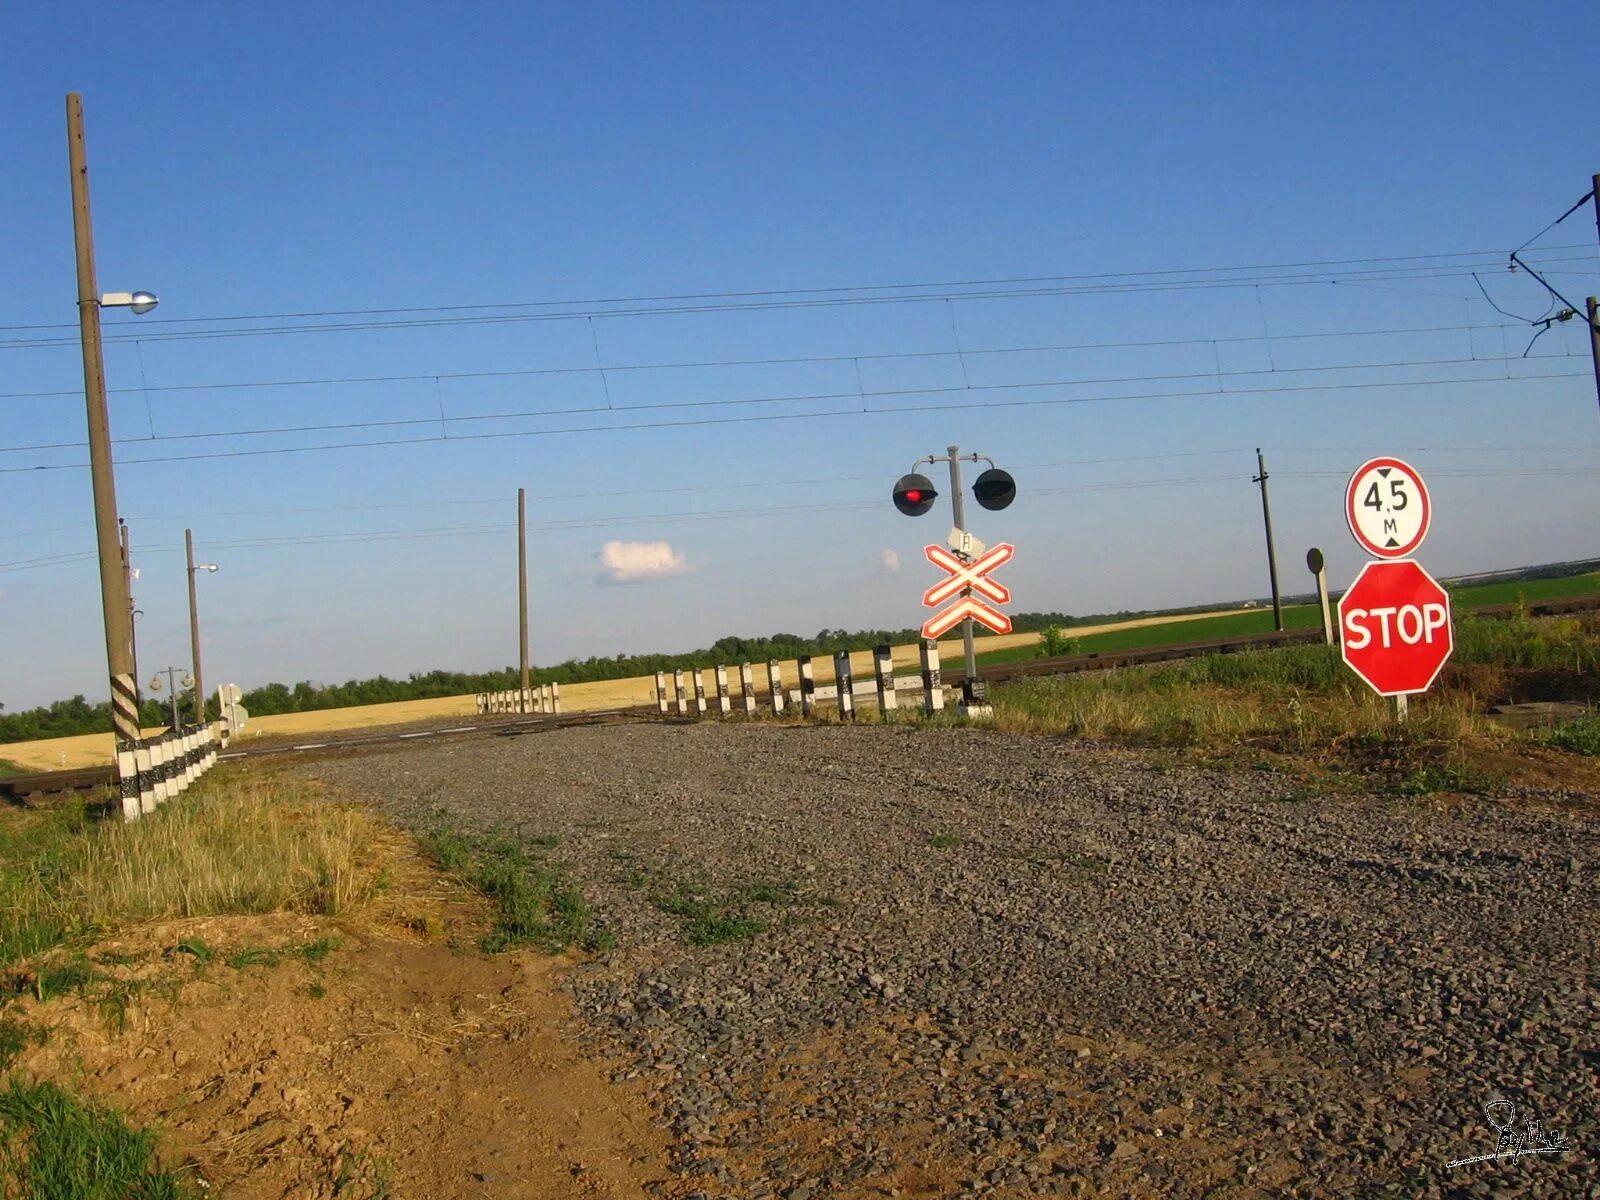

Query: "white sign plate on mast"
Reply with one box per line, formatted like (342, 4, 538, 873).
(1345, 456, 1432, 559)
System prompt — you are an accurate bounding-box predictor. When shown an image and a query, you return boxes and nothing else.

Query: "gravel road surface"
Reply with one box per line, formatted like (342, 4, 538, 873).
(301, 721, 1599, 1199)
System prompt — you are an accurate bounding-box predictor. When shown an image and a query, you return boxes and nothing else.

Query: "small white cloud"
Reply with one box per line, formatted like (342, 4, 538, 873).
(880, 549, 901, 572)
(597, 540, 691, 585)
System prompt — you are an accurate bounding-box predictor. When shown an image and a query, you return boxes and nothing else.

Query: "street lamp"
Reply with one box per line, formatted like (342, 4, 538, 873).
(185, 528, 218, 727)
(146, 668, 194, 734)
(68, 92, 161, 753)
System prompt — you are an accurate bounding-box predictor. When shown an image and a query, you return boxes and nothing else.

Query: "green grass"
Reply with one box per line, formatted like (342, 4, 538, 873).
(1545, 714, 1600, 756)
(1444, 570, 1600, 608)
(0, 759, 27, 779)
(649, 876, 827, 945)
(927, 832, 963, 849)
(416, 818, 606, 954)
(0, 1077, 195, 1199)
(976, 606, 1324, 667)
(973, 573, 1600, 669)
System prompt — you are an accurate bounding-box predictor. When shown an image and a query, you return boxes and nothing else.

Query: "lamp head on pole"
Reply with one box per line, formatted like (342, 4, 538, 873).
(99, 290, 160, 315)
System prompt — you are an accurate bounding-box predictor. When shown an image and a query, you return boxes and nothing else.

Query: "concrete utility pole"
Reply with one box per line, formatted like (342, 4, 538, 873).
(69, 94, 140, 747)
(518, 487, 530, 710)
(186, 529, 207, 727)
(1253, 448, 1284, 631)
(119, 519, 141, 715)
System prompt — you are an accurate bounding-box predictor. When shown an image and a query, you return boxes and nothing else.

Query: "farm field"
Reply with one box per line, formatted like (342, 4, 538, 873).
(0, 607, 1240, 771)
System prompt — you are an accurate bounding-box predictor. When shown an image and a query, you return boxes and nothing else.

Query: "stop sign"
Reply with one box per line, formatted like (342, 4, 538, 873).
(1338, 560, 1453, 696)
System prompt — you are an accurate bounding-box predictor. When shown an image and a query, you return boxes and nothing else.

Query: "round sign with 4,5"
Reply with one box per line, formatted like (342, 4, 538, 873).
(1345, 456, 1431, 559)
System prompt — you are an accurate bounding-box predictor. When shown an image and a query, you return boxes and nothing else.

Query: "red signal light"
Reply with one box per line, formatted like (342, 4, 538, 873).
(904, 489, 924, 503)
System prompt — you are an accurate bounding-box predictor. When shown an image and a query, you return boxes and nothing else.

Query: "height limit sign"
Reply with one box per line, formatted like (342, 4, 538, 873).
(1345, 456, 1431, 559)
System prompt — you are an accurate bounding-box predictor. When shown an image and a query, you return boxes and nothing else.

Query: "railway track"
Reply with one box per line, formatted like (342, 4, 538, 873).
(6, 590, 1595, 802)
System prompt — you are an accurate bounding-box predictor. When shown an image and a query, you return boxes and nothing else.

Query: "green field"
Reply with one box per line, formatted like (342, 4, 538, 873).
(976, 572, 1600, 668)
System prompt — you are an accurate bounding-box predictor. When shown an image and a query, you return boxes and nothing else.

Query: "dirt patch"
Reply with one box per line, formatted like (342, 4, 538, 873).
(5, 848, 679, 1198)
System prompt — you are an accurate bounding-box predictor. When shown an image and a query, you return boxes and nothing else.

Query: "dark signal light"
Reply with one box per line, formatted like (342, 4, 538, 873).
(972, 467, 1016, 511)
(892, 472, 938, 516)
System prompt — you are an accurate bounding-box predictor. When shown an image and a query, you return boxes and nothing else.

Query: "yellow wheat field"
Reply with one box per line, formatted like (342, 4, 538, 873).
(3, 610, 1238, 771)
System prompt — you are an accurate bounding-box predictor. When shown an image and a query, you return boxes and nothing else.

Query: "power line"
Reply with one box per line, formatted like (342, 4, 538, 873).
(2, 244, 1591, 335)
(0, 349, 1587, 460)
(2, 254, 1595, 352)
(0, 319, 1550, 402)
(1, 365, 1588, 475)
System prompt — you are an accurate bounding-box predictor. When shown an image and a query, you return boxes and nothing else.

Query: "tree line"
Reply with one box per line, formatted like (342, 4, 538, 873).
(0, 608, 1150, 743)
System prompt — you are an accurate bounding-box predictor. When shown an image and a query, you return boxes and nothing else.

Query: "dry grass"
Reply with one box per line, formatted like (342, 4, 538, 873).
(70, 775, 382, 924)
(2, 771, 387, 964)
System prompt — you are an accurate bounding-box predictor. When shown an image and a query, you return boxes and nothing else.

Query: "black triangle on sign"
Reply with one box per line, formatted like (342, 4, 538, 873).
(1377, 468, 1392, 477)
(1385, 536, 1399, 547)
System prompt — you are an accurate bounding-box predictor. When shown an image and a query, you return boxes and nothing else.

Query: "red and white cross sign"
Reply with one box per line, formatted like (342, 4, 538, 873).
(920, 543, 1015, 639)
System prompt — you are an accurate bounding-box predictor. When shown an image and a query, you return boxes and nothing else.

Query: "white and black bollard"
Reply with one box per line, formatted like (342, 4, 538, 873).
(797, 656, 816, 717)
(715, 664, 731, 716)
(739, 663, 756, 715)
(834, 650, 855, 720)
(767, 660, 786, 715)
(874, 643, 897, 714)
(920, 638, 944, 714)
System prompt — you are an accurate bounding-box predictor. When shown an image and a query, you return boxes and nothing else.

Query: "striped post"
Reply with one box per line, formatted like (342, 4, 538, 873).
(834, 650, 855, 720)
(797, 656, 815, 717)
(655, 671, 668, 715)
(110, 672, 140, 751)
(874, 644, 897, 714)
(135, 742, 156, 814)
(715, 665, 731, 716)
(693, 669, 708, 717)
(739, 663, 756, 715)
(551, 682, 560, 713)
(674, 669, 688, 716)
(767, 660, 786, 715)
(920, 638, 944, 714)
(183, 732, 197, 788)
(116, 742, 140, 822)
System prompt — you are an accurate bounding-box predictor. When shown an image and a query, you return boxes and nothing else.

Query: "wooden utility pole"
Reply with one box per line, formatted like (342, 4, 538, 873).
(1253, 448, 1284, 631)
(69, 94, 139, 747)
(518, 487, 530, 711)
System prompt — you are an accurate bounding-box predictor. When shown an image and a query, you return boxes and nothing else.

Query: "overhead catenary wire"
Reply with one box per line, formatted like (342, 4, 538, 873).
(0, 318, 1564, 403)
(1, 252, 1596, 352)
(5, 346, 1588, 457)
(0, 244, 1592, 335)
(1, 365, 1589, 475)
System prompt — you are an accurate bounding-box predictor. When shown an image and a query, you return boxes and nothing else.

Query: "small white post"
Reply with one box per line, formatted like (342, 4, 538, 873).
(693, 669, 708, 716)
(834, 650, 855, 720)
(549, 682, 560, 713)
(921, 638, 945, 714)
(797, 656, 815, 716)
(117, 743, 141, 822)
(739, 663, 756, 715)
(874, 643, 897, 714)
(674, 669, 688, 716)
(1392, 694, 1408, 724)
(655, 671, 669, 715)
(715, 664, 731, 716)
(767, 660, 786, 715)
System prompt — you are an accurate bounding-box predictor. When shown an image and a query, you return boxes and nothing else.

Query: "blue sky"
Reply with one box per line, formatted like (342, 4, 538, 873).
(2, 2, 1597, 709)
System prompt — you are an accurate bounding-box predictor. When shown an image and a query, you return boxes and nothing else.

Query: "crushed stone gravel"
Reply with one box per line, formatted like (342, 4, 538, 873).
(300, 720, 1599, 1199)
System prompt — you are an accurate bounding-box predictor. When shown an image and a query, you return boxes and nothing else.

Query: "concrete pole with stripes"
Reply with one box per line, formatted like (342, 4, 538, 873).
(833, 650, 855, 720)
(67, 95, 141, 772)
(739, 663, 756, 714)
(693, 669, 708, 717)
(874, 644, 897, 714)
(715, 664, 731, 715)
(550, 682, 560, 713)
(797, 656, 816, 716)
(767, 660, 786, 715)
(674, 669, 688, 716)
(920, 638, 945, 714)
(655, 671, 668, 714)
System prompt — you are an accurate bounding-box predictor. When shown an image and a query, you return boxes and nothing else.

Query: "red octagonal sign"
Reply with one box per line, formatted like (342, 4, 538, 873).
(1338, 560, 1453, 696)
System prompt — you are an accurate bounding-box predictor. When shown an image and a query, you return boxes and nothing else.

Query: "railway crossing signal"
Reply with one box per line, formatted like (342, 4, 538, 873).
(891, 446, 1016, 713)
(971, 467, 1016, 511)
(1338, 559, 1453, 696)
(892, 473, 939, 516)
